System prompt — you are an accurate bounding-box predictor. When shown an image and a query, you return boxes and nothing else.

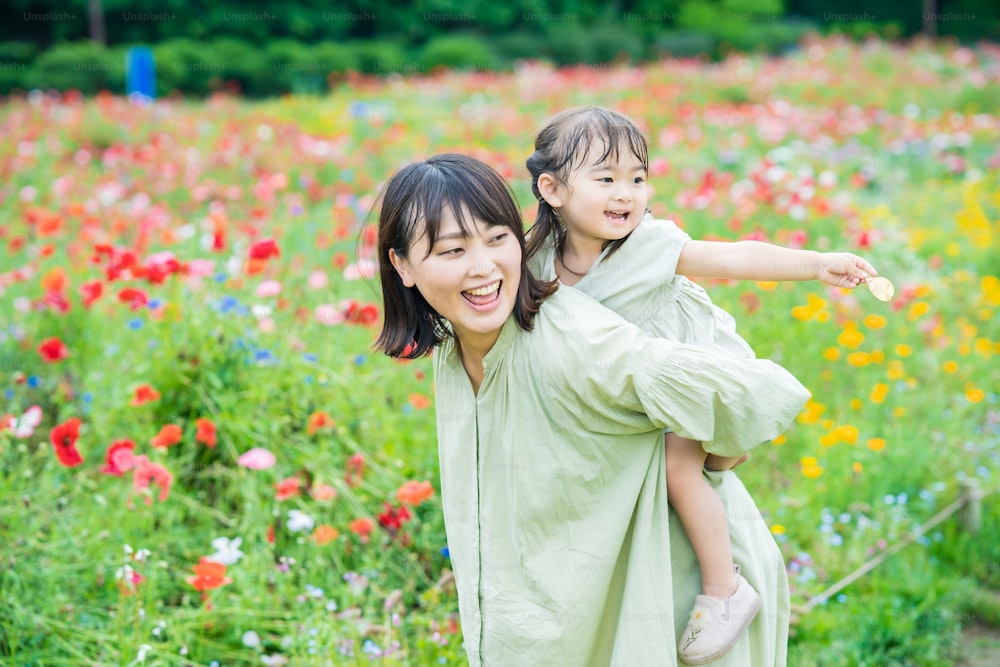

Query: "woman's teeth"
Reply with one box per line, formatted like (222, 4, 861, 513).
(466, 282, 499, 296)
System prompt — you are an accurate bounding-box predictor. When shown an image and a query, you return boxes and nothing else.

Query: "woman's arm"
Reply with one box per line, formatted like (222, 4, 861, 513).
(676, 239, 877, 288)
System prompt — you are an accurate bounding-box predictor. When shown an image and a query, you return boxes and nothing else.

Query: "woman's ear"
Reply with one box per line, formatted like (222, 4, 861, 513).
(388, 248, 415, 287)
(536, 173, 564, 208)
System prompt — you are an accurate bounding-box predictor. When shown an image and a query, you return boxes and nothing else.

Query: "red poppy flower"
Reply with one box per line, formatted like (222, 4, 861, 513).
(38, 337, 70, 363)
(345, 453, 364, 487)
(274, 477, 302, 501)
(132, 456, 173, 504)
(101, 439, 137, 476)
(151, 424, 182, 448)
(306, 411, 335, 435)
(397, 480, 434, 506)
(377, 502, 412, 535)
(79, 280, 104, 308)
(349, 517, 374, 543)
(130, 384, 161, 406)
(42, 291, 71, 313)
(185, 558, 232, 592)
(40, 267, 67, 294)
(118, 287, 148, 310)
(49, 417, 84, 467)
(195, 418, 216, 447)
(249, 238, 280, 260)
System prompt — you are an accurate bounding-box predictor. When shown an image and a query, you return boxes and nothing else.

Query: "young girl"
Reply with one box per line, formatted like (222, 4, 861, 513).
(526, 106, 878, 665)
(374, 153, 809, 666)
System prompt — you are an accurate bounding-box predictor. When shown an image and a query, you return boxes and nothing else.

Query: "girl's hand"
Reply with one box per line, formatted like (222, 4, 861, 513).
(817, 252, 877, 288)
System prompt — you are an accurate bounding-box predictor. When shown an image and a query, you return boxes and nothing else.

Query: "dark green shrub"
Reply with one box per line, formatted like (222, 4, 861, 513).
(418, 34, 497, 71)
(346, 40, 410, 75)
(0, 42, 36, 93)
(153, 38, 224, 97)
(28, 41, 126, 94)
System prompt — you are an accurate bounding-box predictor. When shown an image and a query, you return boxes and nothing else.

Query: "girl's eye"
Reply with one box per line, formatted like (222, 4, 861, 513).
(598, 177, 613, 183)
(633, 177, 645, 184)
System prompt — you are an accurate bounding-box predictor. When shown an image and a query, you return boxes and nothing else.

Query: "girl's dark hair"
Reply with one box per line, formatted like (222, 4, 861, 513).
(525, 106, 650, 262)
(374, 153, 558, 359)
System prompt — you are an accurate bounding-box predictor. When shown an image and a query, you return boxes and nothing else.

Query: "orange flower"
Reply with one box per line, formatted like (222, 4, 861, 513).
(41, 267, 68, 294)
(870, 383, 889, 403)
(130, 384, 161, 406)
(274, 477, 302, 501)
(397, 480, 434, 506)
(307, 411, 335, 435)
(151, 424, 182, 448)
(349, 517, 374, 543)
(867, 438, 886, 451)
(312, 525, 340, 545)
(195, 418, 217, 447)
(407, 393, 432, 410)
(186, 558, 232, 592)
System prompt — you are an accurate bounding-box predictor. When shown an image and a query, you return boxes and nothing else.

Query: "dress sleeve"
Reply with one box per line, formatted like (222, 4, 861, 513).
(537, 288, 810, 456)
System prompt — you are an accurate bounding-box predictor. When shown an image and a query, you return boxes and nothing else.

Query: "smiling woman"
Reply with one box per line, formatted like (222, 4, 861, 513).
(373, 153, 807, 666)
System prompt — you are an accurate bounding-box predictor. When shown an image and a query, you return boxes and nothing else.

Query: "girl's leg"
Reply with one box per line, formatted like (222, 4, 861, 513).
(664, 432, 737, 598)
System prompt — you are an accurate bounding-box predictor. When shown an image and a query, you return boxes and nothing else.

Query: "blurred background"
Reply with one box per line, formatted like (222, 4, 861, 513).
(1, 0, 998, 96)
(1, 2, 999, 667)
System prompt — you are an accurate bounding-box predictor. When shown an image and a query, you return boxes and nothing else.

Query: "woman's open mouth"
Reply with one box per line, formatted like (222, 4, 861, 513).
(462, 280, 501, 310)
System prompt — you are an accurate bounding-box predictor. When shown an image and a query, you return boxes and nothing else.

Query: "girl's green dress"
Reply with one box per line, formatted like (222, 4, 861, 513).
(433, 284, 807, 665)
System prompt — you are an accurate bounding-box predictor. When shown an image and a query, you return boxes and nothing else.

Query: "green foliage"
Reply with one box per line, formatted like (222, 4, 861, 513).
(347, 39, 409, 74)
(417, 34, 497, 72)
(28, 40, 126, 93)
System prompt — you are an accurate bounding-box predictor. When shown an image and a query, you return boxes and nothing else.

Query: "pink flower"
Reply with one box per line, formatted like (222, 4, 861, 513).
(132, 456, 173, 505)
(255, 280, 282, 298)
(315, 304, 345, 326)
(307, 271, 328, 289)
(238, 447, 276, 470)
(343, 259, 376, 280)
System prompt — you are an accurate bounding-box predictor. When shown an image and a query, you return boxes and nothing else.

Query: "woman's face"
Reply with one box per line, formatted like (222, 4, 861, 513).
(390, 206, 522, 353)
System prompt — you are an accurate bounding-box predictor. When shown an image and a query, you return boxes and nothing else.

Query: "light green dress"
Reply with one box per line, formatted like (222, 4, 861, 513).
(522, 214, 805, 665)
(433, 286, 808, 666)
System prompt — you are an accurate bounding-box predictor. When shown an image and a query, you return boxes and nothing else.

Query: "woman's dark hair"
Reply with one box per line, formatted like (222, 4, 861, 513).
(374, 153, 558, 359)
(525, 106, 650, 262)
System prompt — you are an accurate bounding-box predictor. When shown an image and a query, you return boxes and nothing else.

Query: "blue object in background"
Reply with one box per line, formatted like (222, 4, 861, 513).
(126, 47, 156, 100)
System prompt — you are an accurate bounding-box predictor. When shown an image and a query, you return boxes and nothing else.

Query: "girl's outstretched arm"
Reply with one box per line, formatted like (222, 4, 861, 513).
(675, 239, 877, 288)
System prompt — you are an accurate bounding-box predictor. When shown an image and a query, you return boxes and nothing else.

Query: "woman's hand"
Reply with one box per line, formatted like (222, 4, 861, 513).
(817, 252, 878, 288)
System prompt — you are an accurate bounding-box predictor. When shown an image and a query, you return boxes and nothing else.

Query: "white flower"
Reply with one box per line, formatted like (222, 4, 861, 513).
(209, 537, 245, 565)
(261, 654, 289, 667)
(242, 630, 261, 648)
(286, 510, 315, 533)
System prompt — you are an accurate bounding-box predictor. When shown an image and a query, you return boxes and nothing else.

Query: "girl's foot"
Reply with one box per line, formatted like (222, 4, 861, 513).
(677, 565, 761, 665)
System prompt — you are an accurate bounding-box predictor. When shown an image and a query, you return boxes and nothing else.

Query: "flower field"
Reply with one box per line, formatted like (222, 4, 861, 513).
(2, 37, 999, 666)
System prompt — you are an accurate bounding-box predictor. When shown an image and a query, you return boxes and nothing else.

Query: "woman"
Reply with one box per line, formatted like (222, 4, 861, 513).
(374, 153, 803, 666)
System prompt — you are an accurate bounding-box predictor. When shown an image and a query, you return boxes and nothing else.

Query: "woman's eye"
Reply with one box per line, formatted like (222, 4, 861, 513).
(491, 232, 508, 243)
(439, 248, 463, 256)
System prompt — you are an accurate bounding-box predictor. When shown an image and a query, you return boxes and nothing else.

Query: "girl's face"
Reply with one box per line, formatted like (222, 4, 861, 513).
(543, 142, 648, 249)
(389, 206, 522, 353)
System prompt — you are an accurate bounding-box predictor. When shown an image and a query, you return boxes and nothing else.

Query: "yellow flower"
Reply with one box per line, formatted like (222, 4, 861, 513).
(852, 462, 863, 474)
(867, 438, 886, 451)
(820, 432, 838, 447)
(838, 424, 859, 444)
(773, 434, 787, 446)
(816, 311, 831, 323)
(958, 342, 971, 356)
(791, 305, 814, 321)
(892, 406, 907, 417)
(887, 360, 905, 380)
(870, 350, 885, 363)
(981, 309, 995, 321)
(907, 301, 930, 321)
(847, 352, 871, 367)
(798, 399, 825, 425)
(966, 387, 985, 403)
(895, 344, 912, 357)
(960, 323, 978, 339)
(756, 281, 778, 291)
(975, 338, 992, 356)
(838, 327, 865, 349)
(822, 418, 834, 429)
(945, 242, 960, 257)
(943, 360, 958, 373)
(850, 398, 863, 410)
(863, 314, 887, 329)
(870, 383, 889, 403)
(823, 347, 841, 361)
(771, 524, 786, 535)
